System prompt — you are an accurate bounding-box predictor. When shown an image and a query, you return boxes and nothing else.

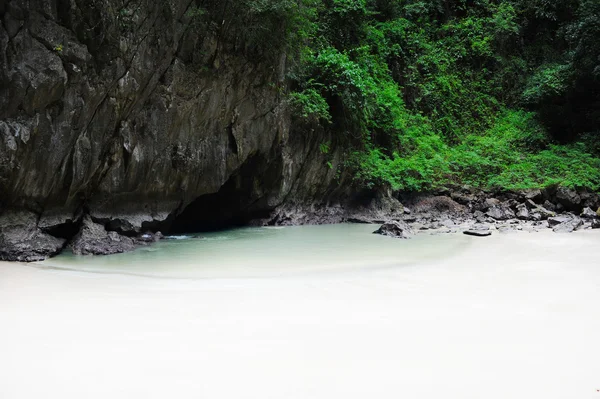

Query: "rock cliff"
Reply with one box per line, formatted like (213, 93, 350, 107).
(0, 0, 359, 260)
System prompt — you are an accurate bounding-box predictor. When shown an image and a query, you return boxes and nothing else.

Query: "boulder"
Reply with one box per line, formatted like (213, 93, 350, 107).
(552, 217, 583, 233)
(526, 200, 554, 219)
(543, 200, 557, 212)
(473, 210, 486, 223)
(484, 198, 501, 210)
(580, 191, 600, 210)
(463, 230, 492, 237)
(581, 207, 598, 219)
(548, 215, 575, 227)
(520, 189, 543, 203)
(486, 205, 515, 221)
(555, 187, 582, 211)
(529, 212, 543, 222)
(516, 204, 529, 220)
(137, 231, 164, 243)
(0, 211, 66, 262)
(71, 216, 136, 255)
(373, 221, 414, 239)
(592, 219, 600, 229)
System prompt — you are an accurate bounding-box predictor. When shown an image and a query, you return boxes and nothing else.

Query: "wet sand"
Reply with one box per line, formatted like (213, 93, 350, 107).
(1, 228, 599, 398)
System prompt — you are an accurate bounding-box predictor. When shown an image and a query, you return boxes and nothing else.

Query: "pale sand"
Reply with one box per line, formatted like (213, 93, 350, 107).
(1, 230, 599, 398)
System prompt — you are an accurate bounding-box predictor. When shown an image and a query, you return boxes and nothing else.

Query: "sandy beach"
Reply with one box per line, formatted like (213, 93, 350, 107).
(1, 228, 599, 399)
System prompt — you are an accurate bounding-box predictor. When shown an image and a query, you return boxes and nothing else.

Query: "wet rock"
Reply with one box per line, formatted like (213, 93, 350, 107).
(71, 216, 136, 255)
(0, 211, 65, 262)
(548, 215, 576, 227)
(373, 221, 414, 239)
(580, 191, 600, 210)
(555, 187, 582, 212)
(486, 205, 515, 221)
(473, 210, 487, 223)
(464, 230, 492, 237)
(552, 217, 583, 233)
(525, 200, 554, 219)
(520, 189, 543, 203)
(137, 231, 164, 243)
(484, 198, 501, 210)
(592, 219, 600, 229)
(516, 204, 529, 220)
(581, 207, 598, 219)
(528, 212, 541, 221)
(543, 200, 557, 212)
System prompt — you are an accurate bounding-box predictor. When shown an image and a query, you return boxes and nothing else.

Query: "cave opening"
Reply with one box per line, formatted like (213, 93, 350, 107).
(168, 155, 276, 234)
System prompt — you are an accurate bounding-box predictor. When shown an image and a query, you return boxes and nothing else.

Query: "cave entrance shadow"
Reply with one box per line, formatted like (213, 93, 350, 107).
(168, 155, 276, 234)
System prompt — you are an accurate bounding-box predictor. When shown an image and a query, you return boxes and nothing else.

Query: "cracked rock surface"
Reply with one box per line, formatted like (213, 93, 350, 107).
(0, 0, 347, 260)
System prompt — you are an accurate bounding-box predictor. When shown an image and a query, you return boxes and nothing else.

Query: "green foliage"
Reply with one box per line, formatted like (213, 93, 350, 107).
(281, 0, 600, 192)
(289, 88, 332, 123)
(522, 63, 573, 104)
(198, 0, 322, 61)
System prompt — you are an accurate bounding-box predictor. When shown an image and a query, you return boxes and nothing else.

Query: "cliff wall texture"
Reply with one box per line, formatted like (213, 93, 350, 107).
(0, 0, 360, 260)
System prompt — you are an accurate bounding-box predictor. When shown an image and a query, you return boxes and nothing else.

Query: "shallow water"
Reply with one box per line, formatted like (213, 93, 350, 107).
(1, 225, 600, 399)
(41, 224, 471, 278)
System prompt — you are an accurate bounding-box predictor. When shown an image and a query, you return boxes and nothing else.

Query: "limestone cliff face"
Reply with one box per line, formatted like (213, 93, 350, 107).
(0, 0, 351, 260)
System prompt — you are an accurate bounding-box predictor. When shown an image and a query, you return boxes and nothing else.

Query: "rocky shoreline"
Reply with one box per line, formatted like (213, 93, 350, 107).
(370, 186, 600, 239)
(1, 185, 598, 262)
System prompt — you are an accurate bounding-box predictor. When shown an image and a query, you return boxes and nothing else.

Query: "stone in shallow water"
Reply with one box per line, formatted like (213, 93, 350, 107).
(71, 216, 136, 255)
(463, 230, 492, 237)
(373, 221, 414, 239)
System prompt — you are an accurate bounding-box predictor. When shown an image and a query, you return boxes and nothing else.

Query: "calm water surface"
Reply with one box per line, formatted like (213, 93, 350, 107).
(41, 224, 471, 278)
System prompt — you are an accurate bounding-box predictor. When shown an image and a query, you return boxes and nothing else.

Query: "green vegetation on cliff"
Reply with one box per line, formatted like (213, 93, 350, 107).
(201, 0, 600, 191)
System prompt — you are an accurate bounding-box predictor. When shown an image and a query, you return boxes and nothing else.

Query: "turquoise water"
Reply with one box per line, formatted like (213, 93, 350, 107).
(40, 224, 471, 278)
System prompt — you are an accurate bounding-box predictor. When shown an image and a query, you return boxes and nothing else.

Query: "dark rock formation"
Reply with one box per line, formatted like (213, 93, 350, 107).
(542, 200, 557, 212)
(515, 204, 529, 220)
(548, 215, 575, 227)
(486, 205, 515, 220)
(70, 216, 163, 255)
(520, 189, 543, 203)
(71, 216, 136, 255)
(552, 217, 583, 233)
(581, 207, 597, 219)
(555, 187, 582, 212)
(0, 0, 348, 260)
(463, 230, 492, 237)
(0, 211, 66, 261)
(373, 221, 414, 239)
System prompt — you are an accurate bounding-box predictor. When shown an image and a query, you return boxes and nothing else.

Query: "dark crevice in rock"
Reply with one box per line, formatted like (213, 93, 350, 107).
(169, 154, 273, 233)
(41, 218, 82, 240)
(227, 123, 238, 155)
